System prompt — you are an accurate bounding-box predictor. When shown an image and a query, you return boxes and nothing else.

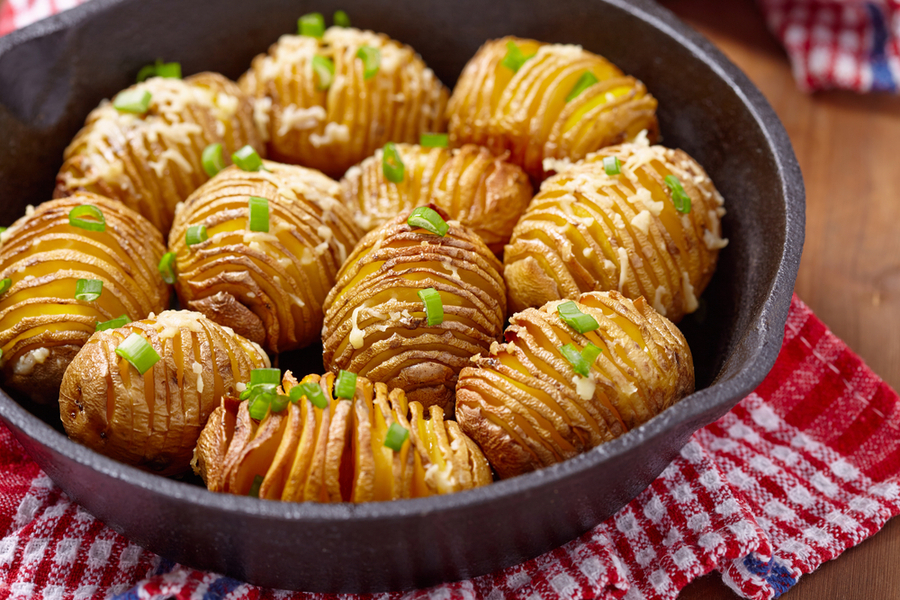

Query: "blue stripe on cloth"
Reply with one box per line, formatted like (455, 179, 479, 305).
(743, 554, 797, 598)
(202, 575, 244, 600)
(866, 3, 896, 92)
(110, 589, 142, 600)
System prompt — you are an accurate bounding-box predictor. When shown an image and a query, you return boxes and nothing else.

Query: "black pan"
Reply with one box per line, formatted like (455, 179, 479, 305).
(0, 0, 805, 592)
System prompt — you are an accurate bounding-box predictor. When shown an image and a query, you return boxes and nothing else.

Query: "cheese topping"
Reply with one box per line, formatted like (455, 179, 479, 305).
(277, 104, 326, 136)
(573, 375, 596, 401)
(630, 210, 652, 236)
(13, 347, 50, 375)
(617, 247, 630, 292)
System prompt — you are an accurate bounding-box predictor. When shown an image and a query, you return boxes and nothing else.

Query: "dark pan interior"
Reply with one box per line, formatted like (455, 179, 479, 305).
(0, 0, 805, 592)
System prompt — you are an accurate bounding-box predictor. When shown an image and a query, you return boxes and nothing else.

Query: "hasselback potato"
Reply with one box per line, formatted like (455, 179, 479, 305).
(322, 208, 506, 410)
(239, 26, 448, 177)
(193, 371, 491, 501)
(0, 194, 168, 404)
(448, 37, 658, 182)
(59, 310, 270, 476)
(169, 161, 363, 353)
(457, 291, 693, 479)
(340, 143, 533, 253)
(503, 142, 727, 321)
(55, 73, 264, 234)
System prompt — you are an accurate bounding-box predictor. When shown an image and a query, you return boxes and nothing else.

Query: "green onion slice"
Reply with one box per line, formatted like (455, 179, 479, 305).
(290, 381, 329, 409)
(158, 252, 177, 284)
(334, 9, 351, 27)
(113, 88, 152, 114)
(269, 394, 291, 413)
(356, 45, 381, 80)
(407, 206, 448, 236)
(250, 368, 281, 386)
(383, 422, 409, 452)
(248, 196, 270, 233)
(202, 143, 225, 177)
(501, 41, 534, 72)
(334, 370, 357, 399)
(116, 333, 161, 375)
(96, 315, 131, 332)
(559, 343, 591, 377)
(68, 204, 106, 232)
(664, 175, 692, 213)
(136, 59, 182, 82)
(603, 156, 621, 176)
(557, 300, 599, 334)
(185, 225, 208, 246)
(565, 70, 599, 103)
(417, 287, 444, 326)
(75, 279, 103, 302)
(232, 145, 264, 172)
(247, 387, 275, 419)
(248, 474, 264, 498)
(419, 133, 449, 148)
(581, 342, 603, 366)
(382, 142, 405, 183)
(0, 278, 11, 295)
(298, 12, 325, 38)
(312, 55, 335, 91)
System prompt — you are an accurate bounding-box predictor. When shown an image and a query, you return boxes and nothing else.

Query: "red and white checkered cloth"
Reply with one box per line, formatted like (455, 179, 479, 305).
(2, 295, 899, 600)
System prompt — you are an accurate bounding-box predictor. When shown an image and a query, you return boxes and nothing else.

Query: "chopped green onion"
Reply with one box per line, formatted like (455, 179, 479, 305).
(250, 368, 281, 386)
(185, 225, 208, 246)
(557, 301, 599, 334)
(248, 196, 269, 233)
(0, 227, 6, 233)
(312, 55, 335, 91)
(664, 175, 692, 213)
(290, 381, 329, 409)
(501, 41, 534, 73)
(269, 394, 291, 413)
(356, 45, 381, 80)
(96, 315, 130, 332)
(113, 88, 152, 114)
(136, 59, 181, 82)
(202, 143, 225, 177)
(333, 10, 350, 27)
(407, 206, 448, 236)
(334, 370, 357, 399)
(565, 70, 599, 103)
(115, 333, 161, 375)
(420, 133, 449, 148)
(383, 422, 409, 452)
(248, 387, 275, 419)
(417, 287, 444, 326)
(0, 278, 11, 295)
(559, 343, 591, 377)
(68, 204, 106, 232)
(75, 279, 103, 302)
(581, 342, 603, 365)
(382, 142, 405, 183)
(158, 252, 177, 284)
(232, 145, 264, 172)
(603, 156, 621, 176)
(248, 474, 264, 498)
(298, 12, 325, 38)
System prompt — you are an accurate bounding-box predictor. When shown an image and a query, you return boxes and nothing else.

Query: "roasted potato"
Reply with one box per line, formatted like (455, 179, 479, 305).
(448, 37, 658, 182)
(59, 310, 270, 476)
(503, 142, 727, 322)
(340, 143, 533, 253)
(322, 209, 506, 410)
(55, 73, 264, 234)
(239, 26, 448, 177)
(0, 194, 168, 404)
(456, 291, 693, 479)
(193, 371, 491, 501)
(169, 161, 363, 353)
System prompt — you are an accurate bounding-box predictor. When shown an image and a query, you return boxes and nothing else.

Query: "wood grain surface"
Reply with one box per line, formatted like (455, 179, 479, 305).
(661, 0, 900, 598)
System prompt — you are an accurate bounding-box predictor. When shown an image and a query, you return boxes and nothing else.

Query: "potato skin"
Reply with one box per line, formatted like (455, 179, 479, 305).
(448, 37, 659, 182)
(456, 291, 694, 479)
(55, 73, 264, 234)
(340, 144, 533, 253)
(59, 310, 270, 476)
(322, 210, 506, 410)
(504, 142, 728, 322)
(169, 161, 363, 353)
(0, 194, 169, 404)
(239, 27, 448, 178)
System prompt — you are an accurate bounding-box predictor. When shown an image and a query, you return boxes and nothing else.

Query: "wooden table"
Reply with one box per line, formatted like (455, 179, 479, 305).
(660, 0, 900, 597)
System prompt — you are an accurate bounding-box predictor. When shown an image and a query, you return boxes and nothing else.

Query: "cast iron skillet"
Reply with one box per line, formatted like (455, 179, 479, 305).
(0, 0, 805, 592)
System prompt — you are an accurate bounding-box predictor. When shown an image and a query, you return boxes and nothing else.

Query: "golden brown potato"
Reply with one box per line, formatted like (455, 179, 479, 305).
(55, 73, 264, 234)
(239, 27, 448, 177)
(447, 37, 658, 182)
(59, 310, 270, 476)
(168, 161, 363, 353)
(456, 291, 694, 479)
(193, 371, 492, 501)
(340, 143, 533, 253)
(0, 194, 169, 404)
(503, 142, 727, 322)
(322, 209, 506, 410)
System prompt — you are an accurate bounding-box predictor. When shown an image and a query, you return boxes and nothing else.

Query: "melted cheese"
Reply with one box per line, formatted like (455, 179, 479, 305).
(13, 348, 50, 375)
(681, 271, 699, 313)
(572, 375, 596, 401)
(617, 247, 630, 292)
(630, 210, 652, 236)
(310, 122, 350, 147)
(278, 104, 326, 136)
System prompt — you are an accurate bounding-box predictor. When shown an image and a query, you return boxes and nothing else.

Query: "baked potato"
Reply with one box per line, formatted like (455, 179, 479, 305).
(55, 73, 264, 234)
(503, 142, 728, 321)
(340, 143, 533, 253)
(193, 370, 492, 501)
(0, 194, 168, 404)
(239, 25, 448, 177)
(322, 208, 506, 411)
(59, 310, 270, 476)
(168, 161, 363, 353)
(456, 291, 693, 479)
(447, 37, 658, 182)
